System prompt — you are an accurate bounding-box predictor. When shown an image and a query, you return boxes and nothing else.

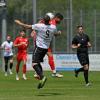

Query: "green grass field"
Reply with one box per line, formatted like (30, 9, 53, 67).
(0, 70, 100, 100)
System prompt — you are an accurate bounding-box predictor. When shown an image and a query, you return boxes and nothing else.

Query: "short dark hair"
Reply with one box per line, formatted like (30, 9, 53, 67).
(20, 28, 26, 33)
(77, 25, 83, 29)
(55, 13, 63, 20)
(43, 15, 50, 25)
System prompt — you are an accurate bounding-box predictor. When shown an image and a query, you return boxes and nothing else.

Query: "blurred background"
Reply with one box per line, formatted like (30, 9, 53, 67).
(0, 0, 100, 54)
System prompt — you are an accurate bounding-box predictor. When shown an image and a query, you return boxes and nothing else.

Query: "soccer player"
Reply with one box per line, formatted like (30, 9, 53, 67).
(14, 29, 29, 80)
(1, 35, 13, 76)
(33, 13, 64, 78)
(71, 25, 91, 86)
(15, 15, 59, 89)
(47, 13, 64, 77)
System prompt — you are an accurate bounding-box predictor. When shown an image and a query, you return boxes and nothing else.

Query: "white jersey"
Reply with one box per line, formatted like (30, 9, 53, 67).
(1, 41, 13, 56)
(32, 23, 57, 49)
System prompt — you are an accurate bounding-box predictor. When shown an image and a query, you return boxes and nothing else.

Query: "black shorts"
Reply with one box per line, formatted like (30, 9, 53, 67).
(4, 56, 13, 63)
(32, 46, 48, 63)
(77, 52, 89, 66)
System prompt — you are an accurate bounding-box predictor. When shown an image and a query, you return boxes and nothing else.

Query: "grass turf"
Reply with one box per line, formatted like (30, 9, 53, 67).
(0, 70, 100, 100)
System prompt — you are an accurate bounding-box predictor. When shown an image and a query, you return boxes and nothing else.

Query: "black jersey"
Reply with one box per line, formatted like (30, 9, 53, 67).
(72, 33, 90, 53)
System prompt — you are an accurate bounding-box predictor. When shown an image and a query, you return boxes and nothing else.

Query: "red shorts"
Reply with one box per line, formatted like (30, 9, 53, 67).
(48, 48, 52, 52)
(17, 52, 27, 61)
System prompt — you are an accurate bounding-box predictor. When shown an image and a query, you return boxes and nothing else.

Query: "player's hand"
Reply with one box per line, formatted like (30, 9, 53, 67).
(17, 42, 26, 46)
(87, 42, 91, 47)
(31, 31, 36, 37)
(21, 42, 26, 45)
(57, 31, 62, 35)
(5, 48, 10, 50)
(22, 42, 28, 46)
(77, 43, 81, 48)
(14, 20, 22, 24)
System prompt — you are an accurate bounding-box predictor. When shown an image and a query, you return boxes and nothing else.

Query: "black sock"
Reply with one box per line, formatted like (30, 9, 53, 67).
(10, 63, 13, 69)
(84, 70, 89, 84)
(77, 68, 84, 73)
(33, 64, 43, 80)
(38, 63, 43, 72)
(5, 64, 8, 72)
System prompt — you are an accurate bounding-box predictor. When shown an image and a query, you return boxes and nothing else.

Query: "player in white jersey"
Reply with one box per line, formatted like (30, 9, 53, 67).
(1, 35, 13, 76)
(15, 15, 59, 89)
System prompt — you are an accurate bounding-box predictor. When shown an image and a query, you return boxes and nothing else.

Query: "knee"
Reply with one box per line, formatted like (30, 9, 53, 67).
(32, 63, 38, 67)
(10, 60, 13, 63)
(47, 52, 53, 57)
(83, 64, 89, 70)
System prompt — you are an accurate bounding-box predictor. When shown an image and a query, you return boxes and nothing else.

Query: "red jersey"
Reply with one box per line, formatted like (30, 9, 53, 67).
(14, 37, 29, 54)
(39, 18, 57, 25)
(49, 19, 57, 26)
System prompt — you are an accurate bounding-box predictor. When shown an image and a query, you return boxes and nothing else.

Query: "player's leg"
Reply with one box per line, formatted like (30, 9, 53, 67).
(74, 67, 84, 77)
(33, 62, 47, 89)
(47, 48, 63, 78)
(47, 48, 55, 72)
(83, 54, 90, 86)
(22, 55, 27, 80)
(32, 47, 46, 80)
(83, 64, 90, 86)
(32, 47, 47, 89)
(16, 55, 21, 80)
(33, 63, 43, 80)
(74, 53, 84, 77)
(76, 53, 90, 86)
(9, 56, 13, 74)
(4, 56, 9, 76)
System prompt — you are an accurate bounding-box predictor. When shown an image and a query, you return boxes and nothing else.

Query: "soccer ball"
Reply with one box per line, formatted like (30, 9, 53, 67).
(46, 12, 54, 20)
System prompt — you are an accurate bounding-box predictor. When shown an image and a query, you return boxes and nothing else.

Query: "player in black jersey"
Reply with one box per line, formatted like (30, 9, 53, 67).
(72, 25, 92, 86)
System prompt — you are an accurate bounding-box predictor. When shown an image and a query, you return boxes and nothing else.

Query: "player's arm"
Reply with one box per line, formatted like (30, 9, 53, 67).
(0, 42, 5, 49)
(71, 43, 81, 49)
(13, 38, 24, 47)
(14, 20, 32, 29)
(53, 26, 62, 36)
(30, 30, 36, 37)
(26, 39, 29, 47)
(0, 45, 4, 49)
(54, 30, 62, 36)
(86, 35, 92, 47)
(87, 42, 92, 47)
(71, 36, 81, 49)
(14, 42, 26, 47)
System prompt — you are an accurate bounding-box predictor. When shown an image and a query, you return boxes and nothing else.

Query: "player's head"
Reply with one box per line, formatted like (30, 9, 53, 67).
(77, 25, 84, 34)
(43, 15, 50, 25)
(54, 13, 63, 24)
(46, 12, 54, 20)
(19, 29, 26, 37)
(6, 35, 11, 42)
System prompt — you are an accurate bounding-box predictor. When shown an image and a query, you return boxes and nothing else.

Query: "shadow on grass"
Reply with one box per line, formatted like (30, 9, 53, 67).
(35, 92, 64, 96)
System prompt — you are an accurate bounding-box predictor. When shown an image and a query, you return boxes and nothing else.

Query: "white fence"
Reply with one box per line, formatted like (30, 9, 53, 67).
(26, 54, 100, 71)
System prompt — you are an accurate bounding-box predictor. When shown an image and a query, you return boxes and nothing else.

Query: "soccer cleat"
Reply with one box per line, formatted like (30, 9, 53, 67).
(37, 82, 41, 89)
(52, 73, 63, 78)
(37, 76, 47, 89)
(23, 74, 27, 80)
(16, 74, 19, 80)
(85, 83, 91, 87)
(74, 69, 78, 77)
(9, 70, 13, 75)
(5, 72, 8, 76)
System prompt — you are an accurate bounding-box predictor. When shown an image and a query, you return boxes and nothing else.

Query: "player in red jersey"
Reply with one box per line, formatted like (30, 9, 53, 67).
(14, 29, 29, 80)
(47, 13, 64, 77)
